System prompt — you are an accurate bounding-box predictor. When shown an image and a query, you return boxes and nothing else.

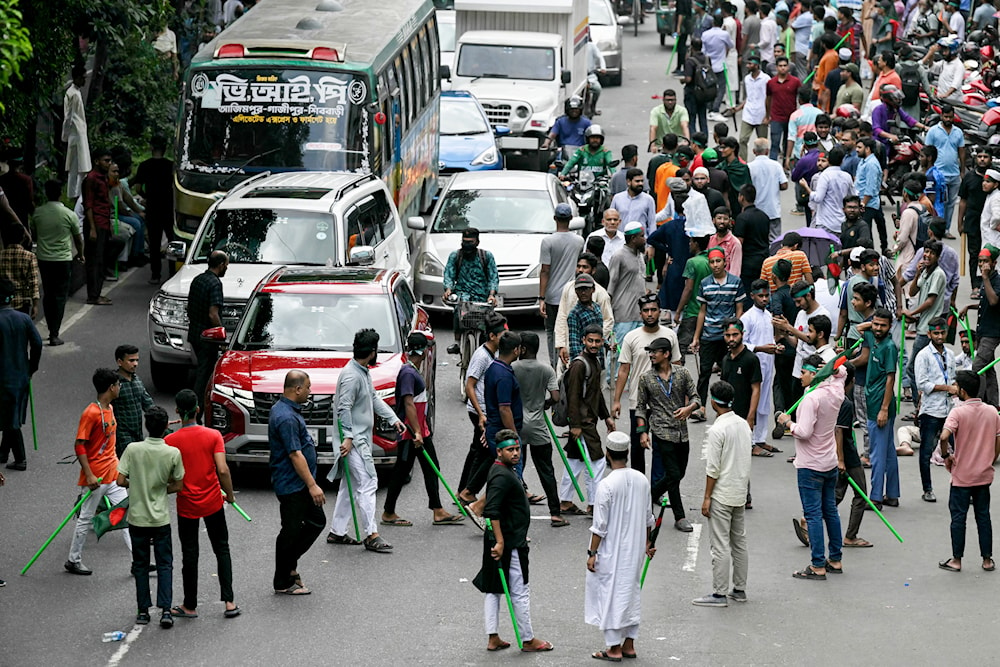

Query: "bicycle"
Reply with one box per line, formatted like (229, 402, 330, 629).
(447, 296, 496, 400)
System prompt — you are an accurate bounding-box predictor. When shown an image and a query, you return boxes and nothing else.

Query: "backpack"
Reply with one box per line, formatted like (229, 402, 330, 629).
(691, 55, 718, 104)
(551, 356, 592, 427)
(898, 61, 921, 107)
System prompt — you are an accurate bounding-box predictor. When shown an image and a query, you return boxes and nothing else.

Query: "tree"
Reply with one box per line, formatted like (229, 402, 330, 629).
(0, 0, 33, 113)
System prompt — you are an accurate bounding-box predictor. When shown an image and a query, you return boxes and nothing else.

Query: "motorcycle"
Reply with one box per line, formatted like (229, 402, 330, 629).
(883, 119, 924, 200)
(560, 160, 619, 235)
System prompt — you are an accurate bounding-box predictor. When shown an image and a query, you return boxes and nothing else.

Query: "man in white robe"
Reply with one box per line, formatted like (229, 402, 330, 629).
(585, 431, 655, 661)
(741, 279, 778, 454)
(62, 65, 91, 200)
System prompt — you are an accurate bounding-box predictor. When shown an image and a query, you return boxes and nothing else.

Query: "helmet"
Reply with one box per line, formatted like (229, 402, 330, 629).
(881, 85, 904, 104)
(566, 95, 584, 113)
(585, 124, 605, 141)
(937, 36, 960, 54)
(836, 103, 860, 119)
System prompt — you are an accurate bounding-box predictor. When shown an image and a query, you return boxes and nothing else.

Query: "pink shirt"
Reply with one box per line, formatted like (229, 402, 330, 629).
(709, 232, 743, 278)
(944, 399, 1000, 487)
(790, 376, 844, 472)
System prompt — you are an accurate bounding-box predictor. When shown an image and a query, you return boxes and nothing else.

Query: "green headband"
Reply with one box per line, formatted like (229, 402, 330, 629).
(497, 438, 519, 450)
(903, 186, 920, 198)
(711, 395, 732, 407)
(793, 286, 814, 298)
(802, 364, 819, 374)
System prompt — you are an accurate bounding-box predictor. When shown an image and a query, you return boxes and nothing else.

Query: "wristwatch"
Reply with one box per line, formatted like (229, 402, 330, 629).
(587, 549, 598, 557)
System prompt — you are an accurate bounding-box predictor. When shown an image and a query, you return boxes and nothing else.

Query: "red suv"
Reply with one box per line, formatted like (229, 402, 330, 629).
(209, 267, 434, 467)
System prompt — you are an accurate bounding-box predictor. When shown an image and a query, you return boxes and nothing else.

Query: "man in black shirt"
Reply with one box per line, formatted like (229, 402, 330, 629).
(474, 431, 552, 653)
(132, 135, 175, 284)
(692, 167, 727, 219)
(721, 318, 762, 445)
(962, 245, 1000, 407)
(958, 151, 991, 294)
(187, 250, 228, 414)
(837, 195, 874, 259)
(768, 259, 798, 415)
(734, 184, 771, 301)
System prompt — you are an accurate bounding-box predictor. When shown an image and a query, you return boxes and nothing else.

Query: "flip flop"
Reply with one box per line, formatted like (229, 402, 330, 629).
(938, 559, 961, 572)
(825, 560, 844, 574)
(551, 517, 571, 528)
(761, 444, 783, 453)
(752, 446, 773, 458)
(622, 652, 637, 659)
(274, 583, 311, 595)
(327, 532, 362, 545)
(792, 566, 826, 580)
(984, 559, 996, 572)
(792, 518, 809, 547)
(527, 494, 546, 505)
(592, 650, 622, 662)
(487, 641, 511, 652)
(562, 504, 589, 516)
(224, 606, 241, 618)
(843, 539, 873, 548)
(169, 606, 198, 618)
(432, 515, 465, 525)
(521, 641, 554, 652)
(380, 517, 413, 527)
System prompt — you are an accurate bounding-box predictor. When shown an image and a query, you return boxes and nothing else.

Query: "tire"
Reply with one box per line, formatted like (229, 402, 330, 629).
(150, 355, 189, 393)
(458, 329, 479, 400)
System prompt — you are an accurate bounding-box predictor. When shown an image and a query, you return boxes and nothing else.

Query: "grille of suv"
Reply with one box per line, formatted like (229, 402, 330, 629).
(480, 103, 511, 127)
(250, 393, 334, 425)
(497, 264, 529, 280)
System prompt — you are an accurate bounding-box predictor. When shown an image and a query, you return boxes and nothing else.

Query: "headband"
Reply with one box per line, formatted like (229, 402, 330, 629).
(708, 247, 726, 259)
(801, 364, 819, 374)
(751, 286, 769, 295)
(711, 395, 733, 407)
(496, 438, 520, 450)
(792, 286, 814, 298)
(980, 248, 994, 257)
(903, 186, 920, 197)
(725, 320, 745, 332)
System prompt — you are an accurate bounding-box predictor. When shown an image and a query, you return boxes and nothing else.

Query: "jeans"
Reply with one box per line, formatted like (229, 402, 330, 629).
(130, 524, 173, 612)
(950, 484, 992, 559)
(649, 437, 689, 521)
(835, 466, 868, 540)
(524, 438, 561, 517)
(712, 72, 727, 112)
(863, 206, 889, 252)
(190, 338, 220, 413)
(709, 499, 747, 595)
(629, 410, 664, 485)
(696, 337, 727, 406)
(867, 418, 899, 502)
(943, 175, 961, 233)
(684, 96, 709, 136)
(384, 436, 444, 514)
(178, 508, 234, 608)
(544, 302, 559, 369)
(118, 215, 145, 256)
(273, 487, 326, 590)
(38, 260, 72, 339)
(918, 415, 947, 493)
(769, 120, 789, 161)
(797, 467, 843, 568)
(906, 334, 930, 406)
(972, 336, 1000, 407)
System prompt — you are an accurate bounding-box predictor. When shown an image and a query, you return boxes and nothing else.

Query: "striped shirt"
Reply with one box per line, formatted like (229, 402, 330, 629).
(761, 248, 812, 293)
(697, 273, 745, 341)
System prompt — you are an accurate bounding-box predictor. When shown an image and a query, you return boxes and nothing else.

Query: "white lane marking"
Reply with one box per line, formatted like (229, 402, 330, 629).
(681, 523, 702, 572)
(106, 623, 145, 667)
(53, 269, 133, 338)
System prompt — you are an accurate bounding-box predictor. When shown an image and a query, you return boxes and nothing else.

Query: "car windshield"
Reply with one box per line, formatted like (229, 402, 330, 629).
(192, 208, 339, 265)
(441, 98, 489, 135)
(589, 0, 614, 25)
(456, 44, 555, 81)
(432, 188, 555, 233)
(178, 68, 369, 175)
(438, 19, 456, 52)
(234, 292, 398, 352)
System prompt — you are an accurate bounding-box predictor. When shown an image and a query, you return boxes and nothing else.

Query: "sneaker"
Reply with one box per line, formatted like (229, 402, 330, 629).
(692, 593, 728, 607)
(64, 560, 92, 576)
(922, 491, 936, 502)
(727, 589, 747, 603)
(159, 611, 174, 628)
(0, 578, 6, 587)
(675, 518, 693, 532)
(49, 336, 64, 346)
(446, 343, 460, 355)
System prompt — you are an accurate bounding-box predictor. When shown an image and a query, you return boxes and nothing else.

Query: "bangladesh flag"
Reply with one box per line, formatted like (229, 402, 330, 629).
(92, 497, 129, 539)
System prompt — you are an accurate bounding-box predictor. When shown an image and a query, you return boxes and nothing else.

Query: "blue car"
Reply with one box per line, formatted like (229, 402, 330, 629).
(439, 91, 506, 174)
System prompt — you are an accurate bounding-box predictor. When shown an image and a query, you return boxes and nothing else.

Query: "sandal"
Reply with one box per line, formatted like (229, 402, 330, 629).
(562, 504, 589, 516)
(825, 560, 843, 574)
(843, 538, 873, 548)
(792, 518, 809, 547)
(985, 559, 996, 572)
(938, 559, 961, 572)
(364, 535, 393, 553)
(551, 517, 570, 528)
(432, 515, 465, 525)
(760, 444, 782, 454)
(751, 446, 773, 457)
(169, 606, 198, 618)
(327, 532, 362, 545)
(521, 640, 554, 652)
(592, 650, 623, 662)
(224, 606, 242, 618)
(792, 565, 826, 580)
(380, 517, 413, 527)
(274, 583, 311, 595)
(487, 641, 511, 652)
(527, 494, 546, 505)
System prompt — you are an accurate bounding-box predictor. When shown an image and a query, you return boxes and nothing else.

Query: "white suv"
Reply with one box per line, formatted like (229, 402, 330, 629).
(148, 171, 410, 391)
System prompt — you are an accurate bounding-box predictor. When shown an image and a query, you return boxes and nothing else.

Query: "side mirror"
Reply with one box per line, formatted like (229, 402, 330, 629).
(610, 159, 621, 168)
(166, 240, 187, 261)
(561, 70, 571, 84)
(349, 245, 376, 265)
(569, 216, 585, 231)
(440, 65, 451, 80)
(200, 326, 227, 343)
(494, 125, 511, 136)
(407, 216, 426, 231)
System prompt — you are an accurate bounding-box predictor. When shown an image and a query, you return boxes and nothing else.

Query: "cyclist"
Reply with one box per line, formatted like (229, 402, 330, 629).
(586, 26, 607, 117)
(442, 227, 499, 354)
(560, 125, 616, 180)
(542, 96, 592, 151)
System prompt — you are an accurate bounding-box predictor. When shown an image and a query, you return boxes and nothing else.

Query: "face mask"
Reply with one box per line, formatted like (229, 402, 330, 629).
(461, 240, 476, 253)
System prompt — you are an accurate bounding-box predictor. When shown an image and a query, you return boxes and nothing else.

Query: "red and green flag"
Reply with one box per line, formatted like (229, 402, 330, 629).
(91, 497, 129, 539)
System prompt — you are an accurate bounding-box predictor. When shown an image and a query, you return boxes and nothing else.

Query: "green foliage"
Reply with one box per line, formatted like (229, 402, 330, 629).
(0, 0, 34, 113)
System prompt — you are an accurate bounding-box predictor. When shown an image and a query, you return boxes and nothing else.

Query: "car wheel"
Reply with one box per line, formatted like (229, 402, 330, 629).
(150, 355, 190, 393)
(609, 71, 623, 86)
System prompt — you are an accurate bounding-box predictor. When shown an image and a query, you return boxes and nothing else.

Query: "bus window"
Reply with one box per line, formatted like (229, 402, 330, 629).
(393, 56, 408, 132)
(413, 32, 427, 107)
(402, 45, 416, 124)
(427, 16, 439, 89)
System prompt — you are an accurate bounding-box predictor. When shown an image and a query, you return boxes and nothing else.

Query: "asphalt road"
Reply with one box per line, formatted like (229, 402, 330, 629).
(1, 20, 997, 667)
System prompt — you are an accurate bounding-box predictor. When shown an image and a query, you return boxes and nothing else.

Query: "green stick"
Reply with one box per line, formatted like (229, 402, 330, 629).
(577, 437, 596, 478)
(721, 63, 737, 132)
(897, 315, 905, 413)
(785, 31, 791, 67)
(419, 446, 471, 520)
(220, 489, 252, 522)
(785, 340, 863, 415)
(665, 32, 679, 75)
(544, 413, 585, 502)
(802, 32, 851, 85)
(485, 518, 523, 650)
(849, 432, 903, 542)
(952, 307, 975, 358)
(640, 499, 668, 588)
(336, 419, 361, 541)
(28, 380, 37, 451)
(977, 354, 1000, 376)
(21, 478, 102, 574)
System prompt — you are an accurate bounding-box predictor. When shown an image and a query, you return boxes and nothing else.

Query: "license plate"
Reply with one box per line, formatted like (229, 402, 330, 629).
(494, 294, 504, 308)
(499, 136, 539, 151)
(307, 428, 320, 445)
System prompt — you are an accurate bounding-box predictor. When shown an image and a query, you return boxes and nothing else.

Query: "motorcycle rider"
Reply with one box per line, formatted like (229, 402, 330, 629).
(934, 37, 965, 105)
(542, 96, 591, 152)
(560, 125, 616, 180)
(586, 27, 607, 117)
(442, 227, 499, 355)
(871, 86, 927, 153)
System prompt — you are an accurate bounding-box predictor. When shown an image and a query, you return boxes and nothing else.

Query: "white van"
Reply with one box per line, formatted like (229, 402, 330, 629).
(147, 171, 410, 390)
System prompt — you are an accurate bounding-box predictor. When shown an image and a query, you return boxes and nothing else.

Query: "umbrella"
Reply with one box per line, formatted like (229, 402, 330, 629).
(770, 227, 842, 270)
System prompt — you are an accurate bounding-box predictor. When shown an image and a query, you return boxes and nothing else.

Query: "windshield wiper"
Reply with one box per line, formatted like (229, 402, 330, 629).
(470, 73, 510, 83)
(216, 147, 282, 190)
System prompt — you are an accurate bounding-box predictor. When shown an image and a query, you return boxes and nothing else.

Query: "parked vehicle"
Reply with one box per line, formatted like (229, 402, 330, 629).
(589, 0, 624, 86)
(439, 91, 506, 174)
(148, 172, 410, 391)
(408, 170, 584, 315)
(210, 267, 433, 467)
(438, 9, 456, 90)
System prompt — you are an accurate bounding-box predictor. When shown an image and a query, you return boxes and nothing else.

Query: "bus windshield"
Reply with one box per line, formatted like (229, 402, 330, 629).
(179, 68, 370, 175)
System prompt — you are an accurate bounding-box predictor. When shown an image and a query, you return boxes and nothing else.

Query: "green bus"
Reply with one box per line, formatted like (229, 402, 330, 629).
(174, 0, 440, 239)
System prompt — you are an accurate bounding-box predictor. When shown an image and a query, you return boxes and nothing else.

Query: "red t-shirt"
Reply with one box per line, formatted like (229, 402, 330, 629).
(165, 425, 225, 519)
(765, 75, 803, 123)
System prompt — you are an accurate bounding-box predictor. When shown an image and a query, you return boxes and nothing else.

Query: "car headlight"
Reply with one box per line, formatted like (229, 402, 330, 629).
(526, 263, 540, 279)
(515, 105, 530, 119)
(470, 145, 499, 166)
(149, 292, 189, 327)
(418, 252, 445, 278)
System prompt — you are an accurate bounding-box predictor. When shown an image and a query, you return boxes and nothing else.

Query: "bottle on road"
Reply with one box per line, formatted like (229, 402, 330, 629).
(102, 631, 126, 642)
